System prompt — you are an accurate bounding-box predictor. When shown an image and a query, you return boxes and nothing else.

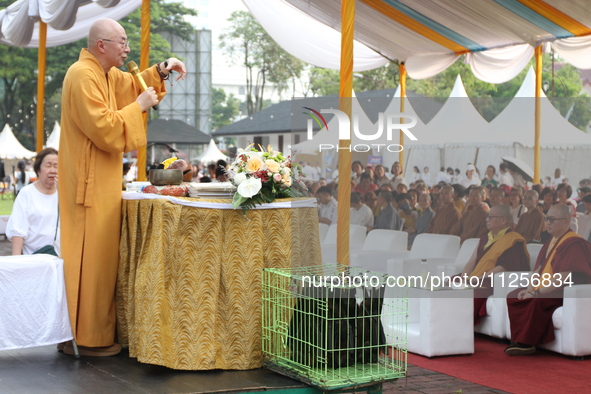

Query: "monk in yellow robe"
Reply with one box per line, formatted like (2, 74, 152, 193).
(460, 204, 529, 324)
(59, 18, 186, 356)
(515, 190, 545, 242)
(451, 186, 489, 243)
(427, 185, 462, 235)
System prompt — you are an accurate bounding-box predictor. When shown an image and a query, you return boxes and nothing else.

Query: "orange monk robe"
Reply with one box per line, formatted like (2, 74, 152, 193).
(59, 49, 166, 347)
(515, 208, 545, 242)
(451, 204, 488, 243)
(427, 202, 462, 235)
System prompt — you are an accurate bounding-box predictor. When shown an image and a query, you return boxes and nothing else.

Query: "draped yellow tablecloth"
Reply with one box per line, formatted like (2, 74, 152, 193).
(116, 197, 321, 370)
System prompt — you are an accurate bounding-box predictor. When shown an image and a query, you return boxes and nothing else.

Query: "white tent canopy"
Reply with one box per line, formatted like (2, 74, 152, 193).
(244, 0, 591, 82)
(197, 139, 229, 164)
(45, 121, 60, 150)
(0, 124, 36, 159)
(0, 0, 141, 47)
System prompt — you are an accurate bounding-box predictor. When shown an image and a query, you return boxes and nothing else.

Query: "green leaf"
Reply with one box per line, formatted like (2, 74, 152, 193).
(232, 193, 247, 209)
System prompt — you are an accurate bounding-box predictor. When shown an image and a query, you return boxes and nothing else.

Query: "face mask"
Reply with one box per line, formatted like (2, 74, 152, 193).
(400, 203, 410, 211)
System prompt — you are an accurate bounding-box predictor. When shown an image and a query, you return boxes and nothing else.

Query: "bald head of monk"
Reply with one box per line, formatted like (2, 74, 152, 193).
(88, 18, 130, 73)
(546, 204, 571, 238)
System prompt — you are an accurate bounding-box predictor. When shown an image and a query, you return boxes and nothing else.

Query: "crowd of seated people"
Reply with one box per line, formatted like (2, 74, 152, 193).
(311, 162, 591, 249)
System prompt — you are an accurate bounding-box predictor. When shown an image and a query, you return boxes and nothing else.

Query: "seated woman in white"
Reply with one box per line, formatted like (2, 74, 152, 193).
(6, 148, 59, 255)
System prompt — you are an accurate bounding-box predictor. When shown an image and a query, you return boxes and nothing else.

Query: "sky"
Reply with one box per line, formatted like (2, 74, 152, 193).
(177, 0, 249, 85)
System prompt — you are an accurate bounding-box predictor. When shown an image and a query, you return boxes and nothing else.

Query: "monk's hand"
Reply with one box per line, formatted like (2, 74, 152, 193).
(518, 289, 532, 300)
(165, 58, 187, 81)
(136, 87, 158, 112)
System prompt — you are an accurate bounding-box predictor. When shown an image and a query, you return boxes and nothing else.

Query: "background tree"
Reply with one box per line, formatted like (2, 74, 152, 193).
(211, 88, 240, 131)
(0, 0, 196, 149)
(220, 11, 305, 115)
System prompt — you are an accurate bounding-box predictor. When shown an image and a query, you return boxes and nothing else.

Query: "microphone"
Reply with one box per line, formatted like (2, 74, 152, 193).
(126, 61, 158, 111)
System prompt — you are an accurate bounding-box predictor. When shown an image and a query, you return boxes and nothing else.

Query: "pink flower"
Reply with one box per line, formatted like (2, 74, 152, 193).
(273, 173, 282, 182)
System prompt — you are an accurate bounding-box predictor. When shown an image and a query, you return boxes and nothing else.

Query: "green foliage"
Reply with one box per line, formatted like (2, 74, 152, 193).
(0, 0, 196, 148)
(220, 11, 305, 115)
(211, 87, 240, 131)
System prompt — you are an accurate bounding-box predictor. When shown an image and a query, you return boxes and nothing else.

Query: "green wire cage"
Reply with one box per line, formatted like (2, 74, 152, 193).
(262, 264, 408, 391)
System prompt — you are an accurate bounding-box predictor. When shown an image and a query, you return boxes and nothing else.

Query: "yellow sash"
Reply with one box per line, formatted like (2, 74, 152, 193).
(534, 231, 581, 290)
(470, 232, 527, 277)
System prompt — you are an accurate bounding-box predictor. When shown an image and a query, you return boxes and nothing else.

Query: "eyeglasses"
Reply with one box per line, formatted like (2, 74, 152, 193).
(100, 38, 130, 48)
(544, 216, 568, 224)
(486, 215, 503, 220)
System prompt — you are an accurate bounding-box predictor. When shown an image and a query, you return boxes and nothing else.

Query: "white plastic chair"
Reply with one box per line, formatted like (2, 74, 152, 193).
(436, 238, 480, 277)
(385, 234, 461, 277)
(350, 230, 409, 272)
(577, 215, 591, 240)
(526, 243, 543, 270)
(320, 224, 367, 264)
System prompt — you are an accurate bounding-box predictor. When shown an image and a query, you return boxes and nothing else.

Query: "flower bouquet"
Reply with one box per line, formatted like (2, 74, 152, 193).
(227, 146, 307, 213)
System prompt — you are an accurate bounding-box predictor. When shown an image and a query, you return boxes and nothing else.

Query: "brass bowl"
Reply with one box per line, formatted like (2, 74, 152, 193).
(149, 169, 183, 186)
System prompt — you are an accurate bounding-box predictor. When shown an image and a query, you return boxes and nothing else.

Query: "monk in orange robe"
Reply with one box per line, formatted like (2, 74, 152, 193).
(59, 18, 186, 356)
(515, 190, 545, 242)
(428, 185, 462, 235)
(505, 204, 591, 355)
(460, 204, 529, 324)
(451, 186, 488, 243)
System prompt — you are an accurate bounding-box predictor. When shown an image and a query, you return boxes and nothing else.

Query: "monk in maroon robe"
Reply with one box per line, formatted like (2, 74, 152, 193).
(459, 204, 530, 324)
(505, 204, 591, 355)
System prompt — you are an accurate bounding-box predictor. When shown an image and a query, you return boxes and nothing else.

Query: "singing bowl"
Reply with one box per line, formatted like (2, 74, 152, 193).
(149, 169, 183, 186)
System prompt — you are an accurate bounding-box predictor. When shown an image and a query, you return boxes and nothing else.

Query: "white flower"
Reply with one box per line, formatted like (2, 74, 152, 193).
(237, 177, 262, 198)
(233, 172, 247, 185)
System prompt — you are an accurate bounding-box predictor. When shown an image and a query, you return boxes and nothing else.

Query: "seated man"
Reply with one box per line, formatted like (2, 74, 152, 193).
(350, 192, 373, 231)
(515, 190, 545, 242)
(408, 193, 435, 246)
(505, 204, 591, 355)
(317, 186, 337, 225)
(451, 186, 489, 243)
(427, 185, 462, 235)
(373, 190, 403, 230)
(396, 193, 418, 231)
(460, 204, 530, 324)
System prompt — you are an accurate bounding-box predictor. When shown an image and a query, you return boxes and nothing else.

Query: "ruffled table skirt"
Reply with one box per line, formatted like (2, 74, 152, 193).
(116, 197, 321, 370)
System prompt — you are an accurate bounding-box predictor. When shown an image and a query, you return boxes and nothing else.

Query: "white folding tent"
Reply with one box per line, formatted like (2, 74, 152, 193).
(45, 121, 60, 150)
(0, 124, 36, 160)
(404, 75, 489, 175)
(468, 67, 591, 182)
(197, 139, 229, 164)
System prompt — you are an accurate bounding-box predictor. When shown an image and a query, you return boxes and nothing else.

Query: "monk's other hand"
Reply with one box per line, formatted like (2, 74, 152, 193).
(518, 289, 532, 300)
(136, 87, 158, 112)
(166, 58, 187, 81)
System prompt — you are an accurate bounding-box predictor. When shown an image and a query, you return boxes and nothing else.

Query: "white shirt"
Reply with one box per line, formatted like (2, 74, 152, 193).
(551, 175, 565, 187)
(420, 172, 433, 187)
(6, 183, 60, 255)
(460, 175, 481, 188)
(318, 199, 338, 224)
(350, 204, 374, 227)
(499, 172, 514, 187)
(436, 171, 451, 184)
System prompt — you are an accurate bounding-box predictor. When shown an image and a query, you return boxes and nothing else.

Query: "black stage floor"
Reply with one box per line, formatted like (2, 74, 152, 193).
(0, 345, 309, 394)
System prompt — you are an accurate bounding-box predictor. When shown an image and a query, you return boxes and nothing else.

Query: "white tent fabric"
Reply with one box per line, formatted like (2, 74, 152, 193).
(468, 67, 591, 183)
(242, 0, 388, 72)
(246, 0, 591, 82)
(0, 124, 36, 159)
(197, 139, 229, 164)
(45, 121, 60, 150)
(403, 75, 488, 175)
(0, 0, 141, 47)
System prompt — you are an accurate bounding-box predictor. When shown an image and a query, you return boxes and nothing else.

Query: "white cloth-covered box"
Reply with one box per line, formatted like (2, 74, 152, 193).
(0, 254, 72, 351)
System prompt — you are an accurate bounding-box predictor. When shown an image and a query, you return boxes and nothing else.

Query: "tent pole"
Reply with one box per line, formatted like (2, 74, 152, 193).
(337, 0, 354, 267)
(534, 45, 542, 184)
(36, 21, 47, 153)
(137, 0, 151, 181)
(399, 62, 406, 166)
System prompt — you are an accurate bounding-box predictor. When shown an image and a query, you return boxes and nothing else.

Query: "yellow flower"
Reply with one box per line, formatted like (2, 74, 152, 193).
(265, 159, 280, 173)
(246, 157, 264, 173)
(283, 176, 292, 186)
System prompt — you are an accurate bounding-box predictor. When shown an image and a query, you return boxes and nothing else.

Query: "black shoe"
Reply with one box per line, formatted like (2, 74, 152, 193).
(505, 342, 536, 356)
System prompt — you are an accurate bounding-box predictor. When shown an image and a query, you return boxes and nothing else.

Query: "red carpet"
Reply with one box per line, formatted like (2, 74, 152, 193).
(408, 335, 590, 394)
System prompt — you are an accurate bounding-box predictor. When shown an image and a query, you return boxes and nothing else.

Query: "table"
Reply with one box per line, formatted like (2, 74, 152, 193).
(116, 195, 321, 370)
(0, 255, 73, 351)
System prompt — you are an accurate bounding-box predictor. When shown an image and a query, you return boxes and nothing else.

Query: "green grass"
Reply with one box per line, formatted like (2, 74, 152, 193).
(0, 194, 14, 215)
